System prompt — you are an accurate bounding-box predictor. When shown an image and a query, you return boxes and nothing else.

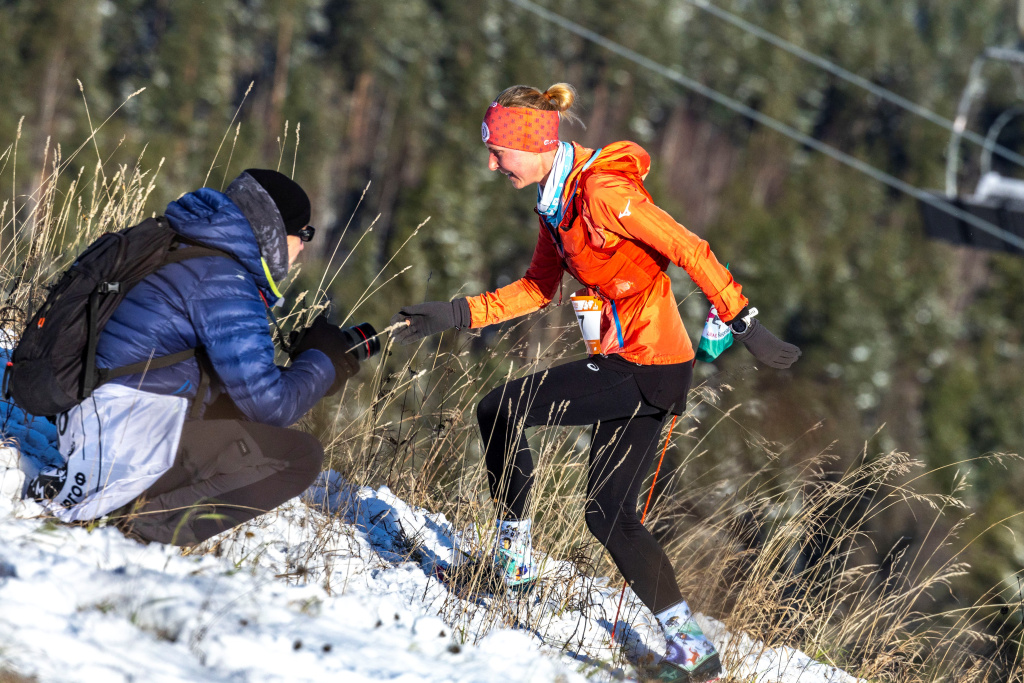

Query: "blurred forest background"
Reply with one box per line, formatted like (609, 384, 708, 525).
(4, 0, 1024, 636)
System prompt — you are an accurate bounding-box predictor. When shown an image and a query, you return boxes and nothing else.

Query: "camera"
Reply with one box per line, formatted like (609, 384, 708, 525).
(287, 318, 380, 363)
(339, 322, 381, 361)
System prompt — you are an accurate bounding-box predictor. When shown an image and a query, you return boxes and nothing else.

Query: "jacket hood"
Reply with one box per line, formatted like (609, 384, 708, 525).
(163, 186, 286, 301)
(562, 141, 652, 201)
(224, 172, 290, 285)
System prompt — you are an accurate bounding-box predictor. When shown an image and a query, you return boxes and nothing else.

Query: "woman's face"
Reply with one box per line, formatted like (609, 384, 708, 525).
(486, 144, 555, 189)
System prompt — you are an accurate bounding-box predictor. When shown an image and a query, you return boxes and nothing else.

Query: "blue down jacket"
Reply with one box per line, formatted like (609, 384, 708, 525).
(94, 188, 334, 427)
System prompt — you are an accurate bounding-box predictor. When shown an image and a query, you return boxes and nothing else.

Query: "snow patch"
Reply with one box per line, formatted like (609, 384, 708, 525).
(0, 464, 862, 682)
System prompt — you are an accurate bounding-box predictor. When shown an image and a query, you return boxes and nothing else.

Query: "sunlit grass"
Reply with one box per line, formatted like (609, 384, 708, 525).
(2, 112, 1023, 682)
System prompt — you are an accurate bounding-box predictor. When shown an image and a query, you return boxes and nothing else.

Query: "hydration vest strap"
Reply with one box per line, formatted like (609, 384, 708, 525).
(582, 147, 604, 172)
(610, 299, 626, 349)
(555, 147, 603, 231)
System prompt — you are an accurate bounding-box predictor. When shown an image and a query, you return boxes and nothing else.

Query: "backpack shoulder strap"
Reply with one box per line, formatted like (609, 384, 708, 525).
(555, 147, 605, 235)
(163, 235, 236, 266)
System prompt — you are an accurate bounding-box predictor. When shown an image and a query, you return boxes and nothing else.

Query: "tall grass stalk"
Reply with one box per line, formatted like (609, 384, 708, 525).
(3, 121, 1023, 683)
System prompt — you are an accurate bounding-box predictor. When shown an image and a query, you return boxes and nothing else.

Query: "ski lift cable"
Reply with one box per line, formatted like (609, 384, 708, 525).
(683, 0, 1024, 172)
(503, 0, 1024, 252)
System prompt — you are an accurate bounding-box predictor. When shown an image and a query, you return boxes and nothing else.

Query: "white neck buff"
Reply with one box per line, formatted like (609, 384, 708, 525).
(536, 141, 574, 218)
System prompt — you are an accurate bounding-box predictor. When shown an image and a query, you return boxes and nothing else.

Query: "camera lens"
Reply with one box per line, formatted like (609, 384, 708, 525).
(340, 322, 380, 361)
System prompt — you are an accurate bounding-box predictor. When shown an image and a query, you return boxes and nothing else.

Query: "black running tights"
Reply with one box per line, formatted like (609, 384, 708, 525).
(476, 357, 687, 613)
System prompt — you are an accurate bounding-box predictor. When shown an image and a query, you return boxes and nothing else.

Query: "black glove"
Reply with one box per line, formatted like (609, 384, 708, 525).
(729, 309, 801, 369)
(289, 315, 360, 396)
(389, 299, 471, 345)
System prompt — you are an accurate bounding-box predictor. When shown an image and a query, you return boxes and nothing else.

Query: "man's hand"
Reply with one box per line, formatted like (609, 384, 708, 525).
(289, 315, 360, 395)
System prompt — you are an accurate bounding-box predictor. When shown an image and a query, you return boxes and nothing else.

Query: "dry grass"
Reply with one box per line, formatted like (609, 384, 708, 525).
(2, 111, 1023, 682)
(317, 319, 1024, 681)
(0, 665, 36, 683)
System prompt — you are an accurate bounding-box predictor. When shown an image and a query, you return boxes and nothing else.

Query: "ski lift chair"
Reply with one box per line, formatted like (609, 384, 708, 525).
(919, 47, 1024, 255)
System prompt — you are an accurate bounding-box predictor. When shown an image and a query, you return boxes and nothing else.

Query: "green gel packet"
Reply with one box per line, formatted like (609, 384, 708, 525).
(695, 304, 733, 363)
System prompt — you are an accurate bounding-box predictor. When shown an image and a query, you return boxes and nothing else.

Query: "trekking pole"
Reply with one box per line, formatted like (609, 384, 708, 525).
(611, 414, 677, 643)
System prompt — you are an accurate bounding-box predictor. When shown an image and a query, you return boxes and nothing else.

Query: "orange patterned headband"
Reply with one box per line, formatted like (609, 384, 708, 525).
(481, 102, 560, 153)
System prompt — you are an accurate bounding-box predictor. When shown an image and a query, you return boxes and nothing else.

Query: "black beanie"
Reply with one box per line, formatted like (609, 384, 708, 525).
(243, 168, 311, 235)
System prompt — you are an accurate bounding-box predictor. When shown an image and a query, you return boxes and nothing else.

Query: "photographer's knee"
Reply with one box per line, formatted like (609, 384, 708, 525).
(293, 430, 324, 479)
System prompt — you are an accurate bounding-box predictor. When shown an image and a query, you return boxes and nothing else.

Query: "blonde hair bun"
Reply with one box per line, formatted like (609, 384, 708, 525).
(543, 83, 576, 112)
(494, 83, 581, 126)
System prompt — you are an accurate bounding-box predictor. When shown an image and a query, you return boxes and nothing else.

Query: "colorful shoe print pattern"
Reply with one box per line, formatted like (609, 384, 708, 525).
(495, 518, 535, 587)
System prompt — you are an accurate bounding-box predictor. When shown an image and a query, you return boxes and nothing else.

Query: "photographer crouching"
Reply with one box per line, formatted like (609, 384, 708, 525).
(21, 169, 379, 545)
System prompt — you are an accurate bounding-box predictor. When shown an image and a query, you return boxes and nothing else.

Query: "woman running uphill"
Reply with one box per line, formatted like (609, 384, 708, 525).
(392, 83, 800, 682)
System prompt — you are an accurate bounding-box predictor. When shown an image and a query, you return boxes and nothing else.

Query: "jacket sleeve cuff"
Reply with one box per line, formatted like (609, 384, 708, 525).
(720, 305, 748, 325)
(452, 297, 472, 329)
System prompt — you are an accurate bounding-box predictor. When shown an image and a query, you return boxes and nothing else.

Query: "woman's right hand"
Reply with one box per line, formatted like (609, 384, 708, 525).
(390, 299, 471, 345)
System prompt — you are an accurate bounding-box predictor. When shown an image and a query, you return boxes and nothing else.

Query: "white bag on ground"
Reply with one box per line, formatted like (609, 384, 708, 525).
(37, 383, 187, 522)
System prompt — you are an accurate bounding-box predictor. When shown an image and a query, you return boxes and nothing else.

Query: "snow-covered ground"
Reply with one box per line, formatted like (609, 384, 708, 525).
(0, 459, 862, 682)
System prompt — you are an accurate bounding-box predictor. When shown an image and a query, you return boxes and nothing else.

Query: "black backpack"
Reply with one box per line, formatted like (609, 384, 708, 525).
(4, 216, 234, 417)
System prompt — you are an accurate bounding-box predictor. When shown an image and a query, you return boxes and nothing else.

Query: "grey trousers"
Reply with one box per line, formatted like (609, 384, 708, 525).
(124, 419, 323, 546)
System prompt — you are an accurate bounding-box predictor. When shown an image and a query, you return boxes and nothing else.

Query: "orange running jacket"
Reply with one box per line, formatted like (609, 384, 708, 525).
(466, 141, 748, 365)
